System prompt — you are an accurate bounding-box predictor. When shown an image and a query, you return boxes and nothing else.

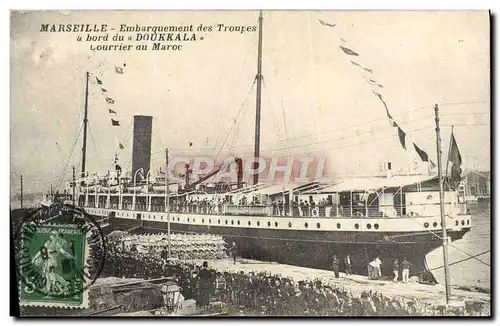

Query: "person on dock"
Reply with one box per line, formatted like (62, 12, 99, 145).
(331, 254, 340, 278)
(393, 259, 399, 282)
(197, 261, 212, 308)
(373, 256, 382, 279)
(344, 254, 352, 275)
(231, 242, 238, 264)
(401, 258, 412, 283)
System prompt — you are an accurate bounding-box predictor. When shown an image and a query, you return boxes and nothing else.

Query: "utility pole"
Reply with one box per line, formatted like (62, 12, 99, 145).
(20, 174, 23, 209)
(81, 71, 90, 181)
(434, 104, 452, 305)
(165, 148, 171, 257)
(72, 166, 76, 205)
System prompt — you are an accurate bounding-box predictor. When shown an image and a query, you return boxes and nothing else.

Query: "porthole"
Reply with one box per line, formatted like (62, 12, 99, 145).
(177, 217, 180, 221)
(193, 219, 196, 223)
(161, 216, 163, 220)
(225, 220, 228, 225)
(355, 223, 359, 230)
(467, 220, 470, 225)
(433, 222, 438, 227)
(461, 220, 465, 226)
(455, 221, 459, 226)
(288, 222, 292, 228)
(238, 220, 240, 225)
(337, 223, 341, 229)
(374, 223, 379, 230)
(187, 218, 190, 222)
(367, 224, 372, 229)
(317, 223, 321, 229)
(231, 220, 234, 225)
(202, 219, 205, 223)
(218, 219, 221, 224)
(209, 219, 211, 224)
(268, 221, 271, 227)
(305, 223, 308, 228)
(440, 222, 442, 227)
(257, 221, 260, 226)
(275, 222, 279, 227)
(248, 221, 251, 226)
(424, 222, 429, 228)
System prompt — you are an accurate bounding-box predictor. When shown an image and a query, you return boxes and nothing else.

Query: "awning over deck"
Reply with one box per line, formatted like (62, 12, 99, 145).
(304, 175, 438, 193)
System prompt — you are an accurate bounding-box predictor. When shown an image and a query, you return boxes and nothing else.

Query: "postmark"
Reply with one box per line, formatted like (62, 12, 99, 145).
(14, 202, 106, 308)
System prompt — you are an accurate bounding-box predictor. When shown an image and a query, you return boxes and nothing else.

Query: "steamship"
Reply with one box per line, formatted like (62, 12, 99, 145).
(64, 12, 471, 280)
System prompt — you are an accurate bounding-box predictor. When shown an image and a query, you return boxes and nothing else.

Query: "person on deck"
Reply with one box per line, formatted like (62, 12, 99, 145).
(331, 254, 340, 278)
(401, 258, 412, 283)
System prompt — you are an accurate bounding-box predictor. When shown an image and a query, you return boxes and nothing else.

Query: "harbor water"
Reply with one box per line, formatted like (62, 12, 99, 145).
(426, 200, 491, 290)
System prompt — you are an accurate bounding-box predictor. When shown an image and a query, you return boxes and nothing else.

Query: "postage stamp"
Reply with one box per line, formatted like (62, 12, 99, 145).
(14, 202, 106, 309)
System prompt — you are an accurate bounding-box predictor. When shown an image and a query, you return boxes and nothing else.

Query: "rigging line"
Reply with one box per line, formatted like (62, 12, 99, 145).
(423, 249, 490, 274)
(213, 33, 256, 152)
(87, 122, 101, 175)
(234, 114, 436, 154)
(261, 78, 287, 157)
(408, 217, 490, 268)
(55, 123, 84, 189)
(440, 112, 490, 116)
(148, 112, 436, 155)
(439, 100, 490, 107)
(214, 79, 257, 162)
(210, 124, 436, 158)
(283, 125, 436, 158)
(280, 97, 293, 157)
(441, 123, 489, 127)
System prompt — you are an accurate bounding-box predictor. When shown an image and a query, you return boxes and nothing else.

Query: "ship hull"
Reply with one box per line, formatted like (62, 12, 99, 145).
(98, 214, 470, 283)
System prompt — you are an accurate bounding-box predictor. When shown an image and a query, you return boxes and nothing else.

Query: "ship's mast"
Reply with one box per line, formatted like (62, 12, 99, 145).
(253, 10, 264, 185)
(81, 71, 90, 180)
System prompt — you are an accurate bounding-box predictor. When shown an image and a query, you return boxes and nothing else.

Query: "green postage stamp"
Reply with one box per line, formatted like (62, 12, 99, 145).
(15, 203, 106, 309)
(19, 224, 89, 308)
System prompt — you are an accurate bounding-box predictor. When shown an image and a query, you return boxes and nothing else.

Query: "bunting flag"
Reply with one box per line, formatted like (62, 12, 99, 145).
(119, 143, 124, 149)
(364, 77, 383, 88)
(318, 19, 336, 28)
(96, 77, 102, 85)
(340, 45, 359, 56)
(340, 37, 347, 43)
(350, 61, 373, 74)
(429, 159, 437, 169)
(108, 108, 117, 114)
(115, 66, 124, 74)
(105, 97, 115, 104)
(101, 88, 107, 92)
(397, 126, 407, 150)
(413, 143, 430, 163)
(111, 119, 120, 126)
(372, 91, 397, 127)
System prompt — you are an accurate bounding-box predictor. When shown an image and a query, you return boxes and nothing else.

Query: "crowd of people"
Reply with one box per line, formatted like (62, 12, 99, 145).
(99, 237, 484, 316)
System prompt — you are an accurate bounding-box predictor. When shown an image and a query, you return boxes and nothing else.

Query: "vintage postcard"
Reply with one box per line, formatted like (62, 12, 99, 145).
(10, 10, 490, 317)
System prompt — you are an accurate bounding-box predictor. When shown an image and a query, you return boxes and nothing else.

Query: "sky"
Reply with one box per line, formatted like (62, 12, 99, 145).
(10, 10, 490, 194)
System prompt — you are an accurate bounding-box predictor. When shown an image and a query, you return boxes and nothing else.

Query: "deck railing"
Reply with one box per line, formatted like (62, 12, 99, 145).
(83, 201, 461, 219)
